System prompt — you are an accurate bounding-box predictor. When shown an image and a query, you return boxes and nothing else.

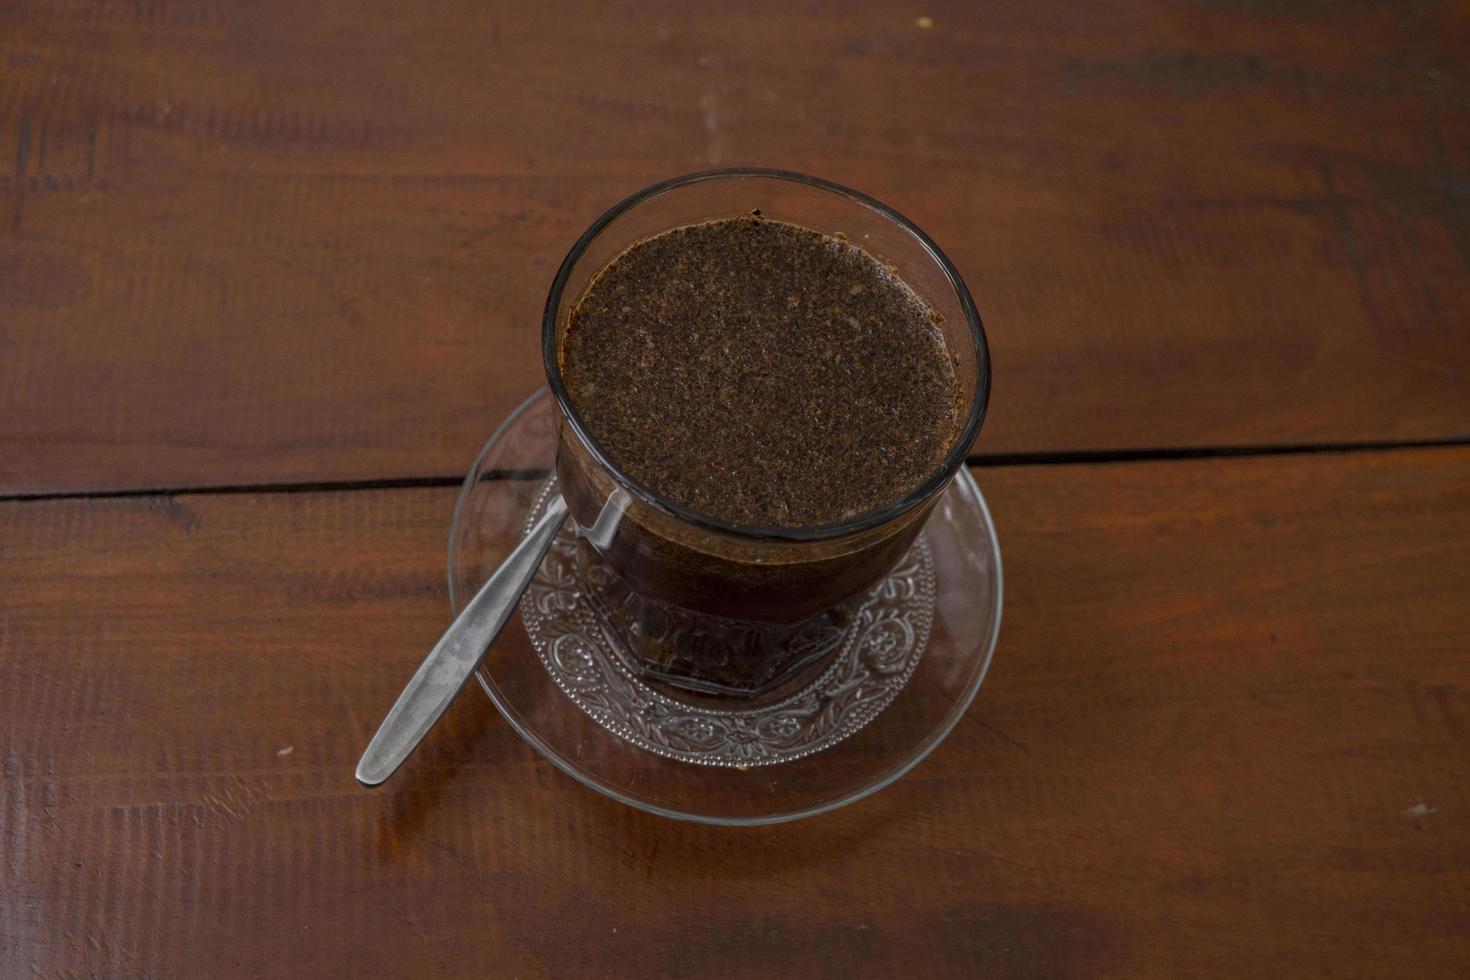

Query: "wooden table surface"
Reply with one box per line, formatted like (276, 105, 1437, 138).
(2, 1, 1468, 977)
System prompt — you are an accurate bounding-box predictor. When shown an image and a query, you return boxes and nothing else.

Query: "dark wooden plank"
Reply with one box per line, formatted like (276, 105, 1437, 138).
(2, 0, 1468, 494)
(3, 449, 1467, 976)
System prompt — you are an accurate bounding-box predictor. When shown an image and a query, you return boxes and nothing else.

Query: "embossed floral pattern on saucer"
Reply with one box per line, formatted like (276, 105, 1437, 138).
(519, 480, 935, 768)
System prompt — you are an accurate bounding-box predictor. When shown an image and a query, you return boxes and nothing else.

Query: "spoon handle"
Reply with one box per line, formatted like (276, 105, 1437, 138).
(356, 493, 569, 786)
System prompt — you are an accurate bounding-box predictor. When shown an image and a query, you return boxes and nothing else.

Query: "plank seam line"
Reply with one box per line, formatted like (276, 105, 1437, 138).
(967, 435, 1470, 467)
(1, 437, 1467, 503)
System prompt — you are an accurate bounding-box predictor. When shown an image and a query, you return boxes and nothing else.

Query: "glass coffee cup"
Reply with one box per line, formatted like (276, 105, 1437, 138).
(543, 169, 990, 694)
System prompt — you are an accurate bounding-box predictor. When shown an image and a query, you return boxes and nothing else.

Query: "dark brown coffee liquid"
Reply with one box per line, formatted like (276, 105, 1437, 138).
(561, 216, 959, 528)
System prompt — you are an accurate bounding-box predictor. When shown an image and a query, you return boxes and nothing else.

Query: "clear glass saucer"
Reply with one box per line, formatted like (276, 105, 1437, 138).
(449, 389, 1003, 825)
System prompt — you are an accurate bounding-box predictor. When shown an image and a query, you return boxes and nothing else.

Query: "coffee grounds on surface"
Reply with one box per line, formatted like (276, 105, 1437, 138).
(561, 216, 959, 528)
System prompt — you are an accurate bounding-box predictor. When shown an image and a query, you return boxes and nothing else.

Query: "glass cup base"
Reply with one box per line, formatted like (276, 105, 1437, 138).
(519, 476, 936, 767)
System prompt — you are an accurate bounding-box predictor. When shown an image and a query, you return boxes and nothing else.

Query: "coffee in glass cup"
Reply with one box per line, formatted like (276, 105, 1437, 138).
(543, 169, 989, 695)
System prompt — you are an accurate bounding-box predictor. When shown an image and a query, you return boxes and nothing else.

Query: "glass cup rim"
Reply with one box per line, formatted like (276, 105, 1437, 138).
(542, 166, 992, 543)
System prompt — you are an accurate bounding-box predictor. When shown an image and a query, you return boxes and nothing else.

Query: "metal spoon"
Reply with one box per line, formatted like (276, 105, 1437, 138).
(355, 494, 569, 786)
(355, 487, 631, 786)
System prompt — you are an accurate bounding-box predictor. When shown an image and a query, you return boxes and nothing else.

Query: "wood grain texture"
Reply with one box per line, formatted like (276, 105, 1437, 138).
(3, 450, 1468, 977)
(2, 0, 1469, 494)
